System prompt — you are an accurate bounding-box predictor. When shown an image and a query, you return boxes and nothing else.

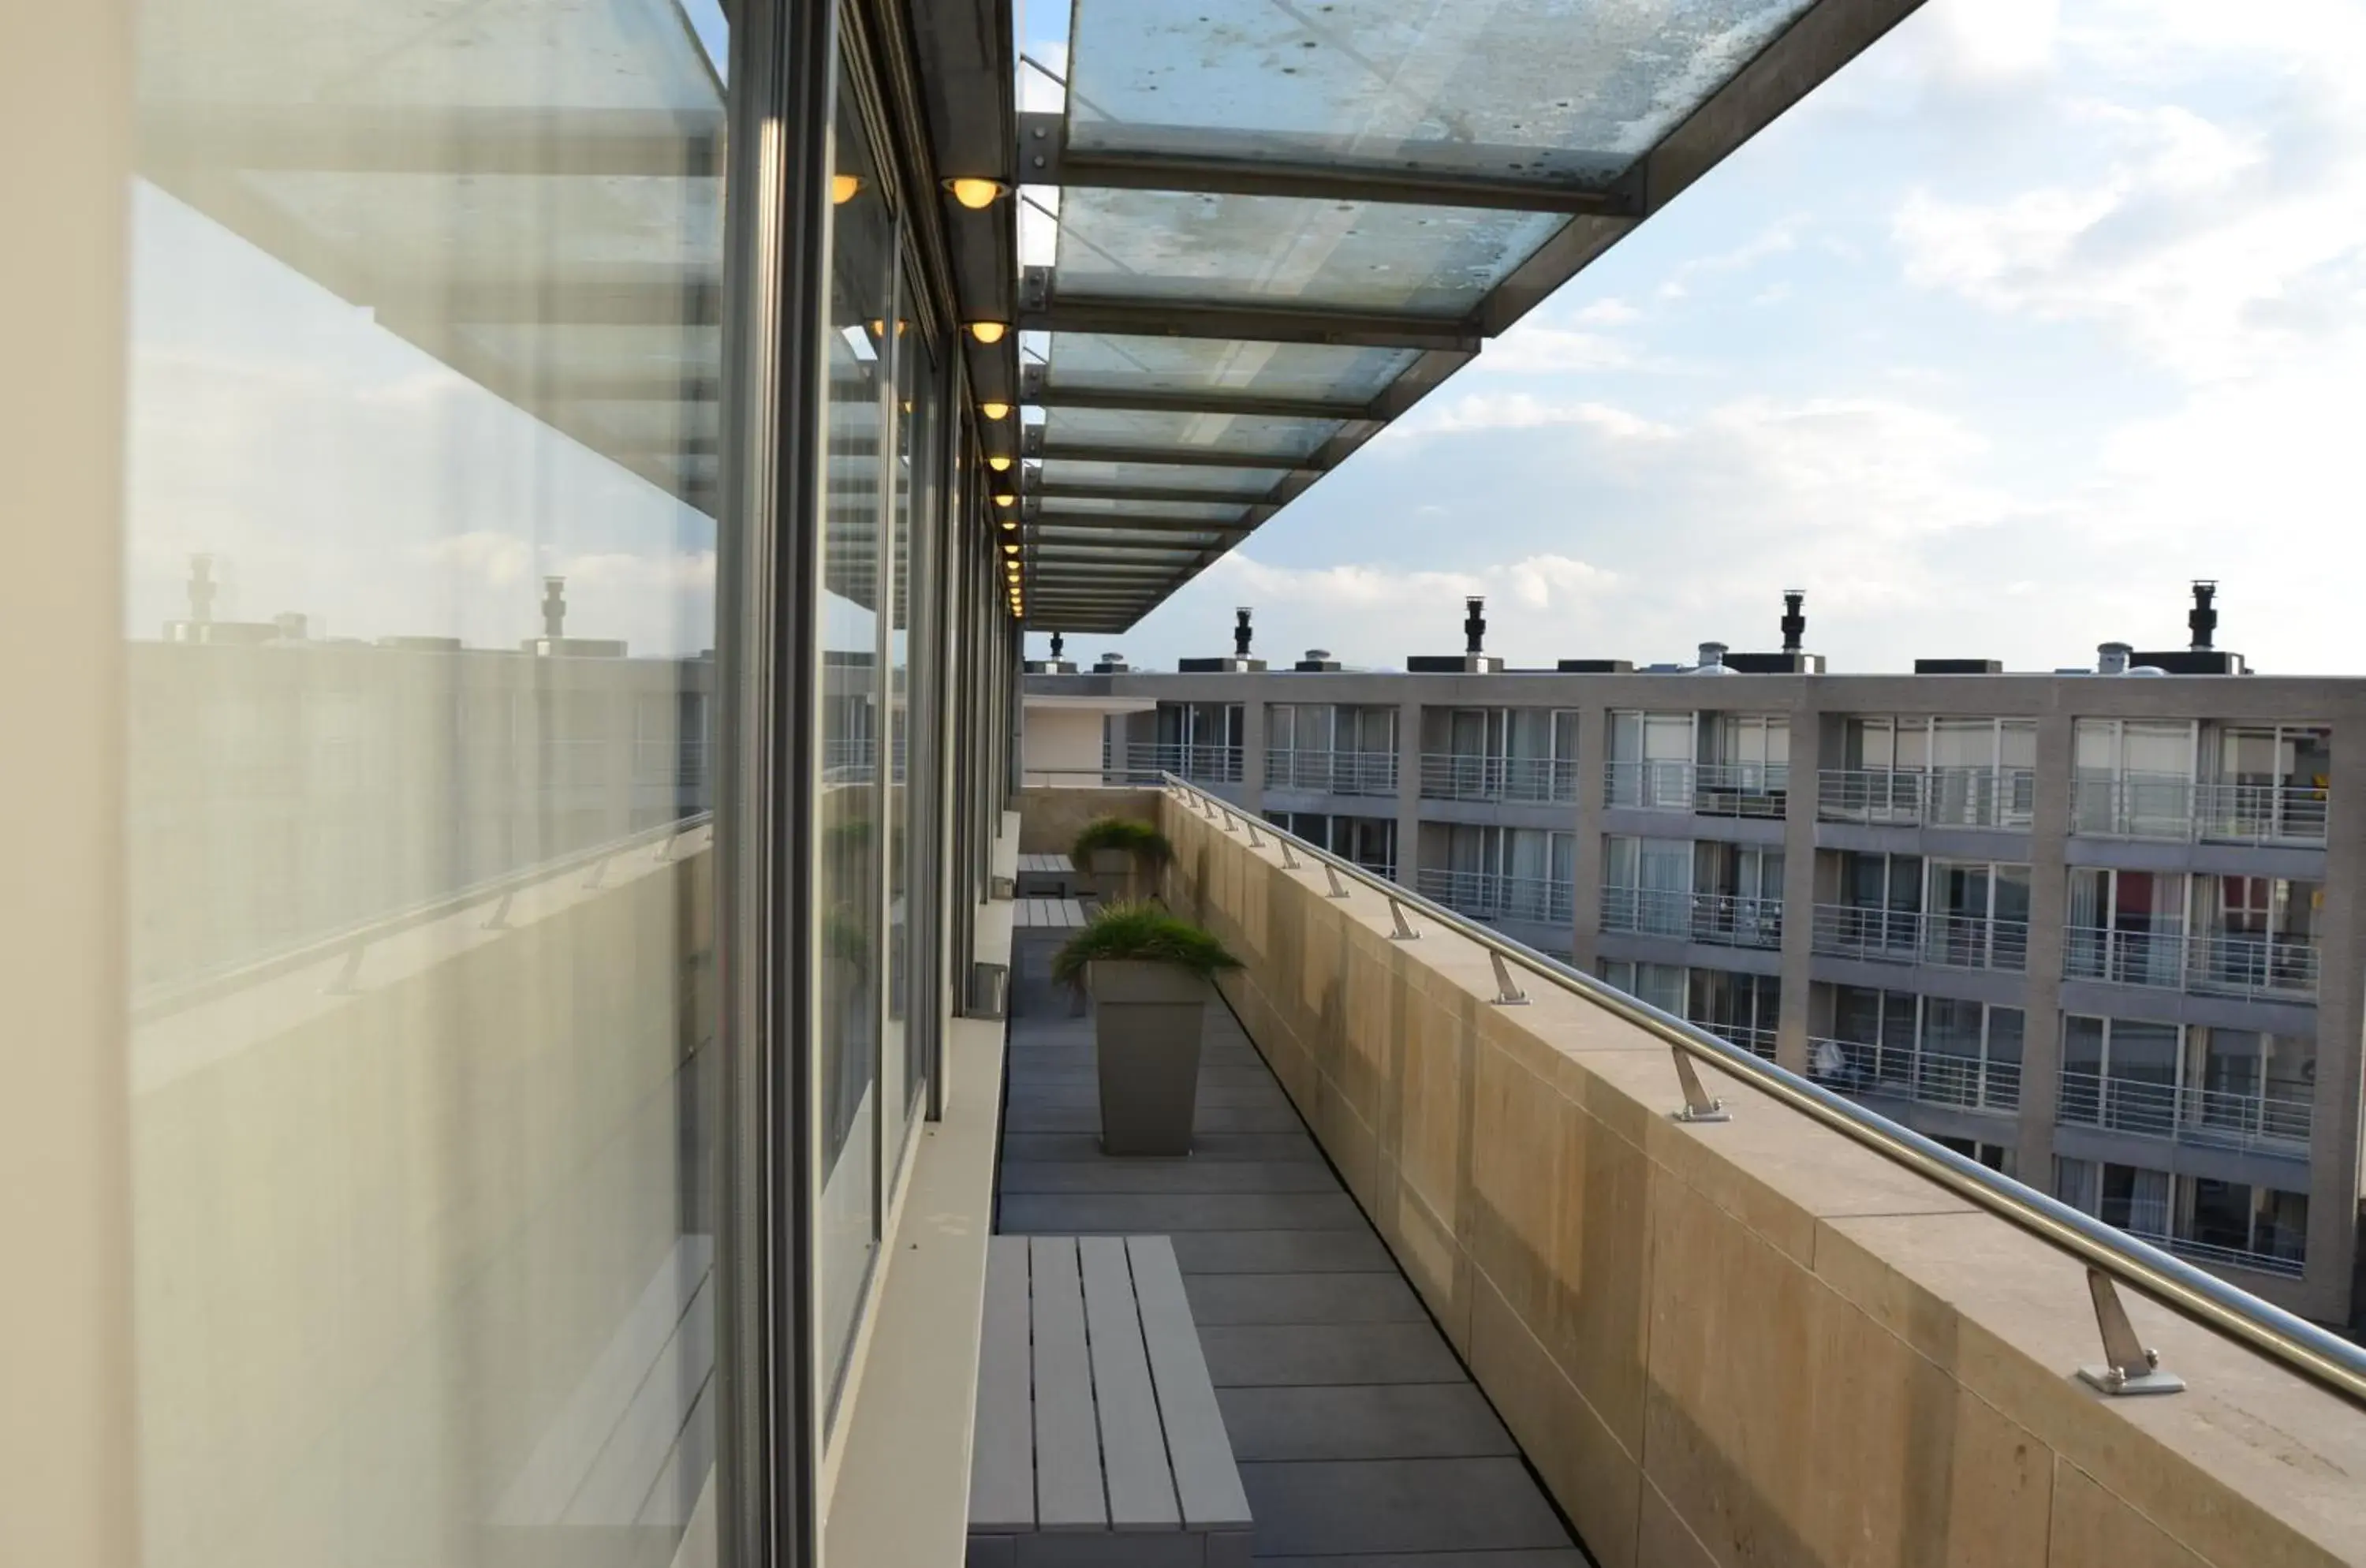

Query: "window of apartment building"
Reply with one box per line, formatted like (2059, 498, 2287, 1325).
(1819, 850, 1922, 959)
(1607, 709, 1695, 807)
(2209, 722, 2330, 840)
(2073, 718, 2198, 834)
(1830, 715, 2035, 826)
(1428, 823, 1573, 923)
(1602, 834, 1693, 935)
(1691, 841, 1785, 949)
(2066, 867, 2185, 984)
(1270, 704, 1399, 795)
(1700, 712, 1789, 779)
(2062, 1014, 2314, 1147)
(1599, 958, 1687, 1016)
(1815, 987, 2023, 1113)
(1935, 1136, 2011, 1174)
(1689, 969, 1782, 1058)
(1925, 859, 2032, 969)
(2056, 1160, 2308, 1274)
(1267, 810, 1398, 879)
(1157, 700, 1245, 780)
(1423, 706, 1577, 801)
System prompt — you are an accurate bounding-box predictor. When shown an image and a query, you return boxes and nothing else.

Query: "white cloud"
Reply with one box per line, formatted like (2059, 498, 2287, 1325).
(1394, 393, 1674, 441)
(1655, 220, 1801, 300)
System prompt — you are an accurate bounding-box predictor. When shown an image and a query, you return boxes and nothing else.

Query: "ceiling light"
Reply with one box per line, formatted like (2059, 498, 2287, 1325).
(993, 493, 1017, 507)
(968, 322, 1008, 345)
(987, 455, 1013, 472)
(944, 177, 1011, 209)
(1003, 543, 1020, 554)
(979, 401, 1011, 420)
(999, 519, 1017, 532)
(832, 174, 862, 205)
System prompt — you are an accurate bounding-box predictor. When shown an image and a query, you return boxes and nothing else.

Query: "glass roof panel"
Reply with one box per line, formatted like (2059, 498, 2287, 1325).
(1036, 526, 1226, 549)
(1040, 407, 1341, 461)
(1042, 334, 1416, 402)
(1052, 188, 1565, 313)
(1036, 496, 1249, 523)
(1064, 0, 1815, 184)
(1036, 459, 1282, 498)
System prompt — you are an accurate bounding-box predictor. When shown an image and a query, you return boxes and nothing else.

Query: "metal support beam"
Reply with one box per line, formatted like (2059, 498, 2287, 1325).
(1017, 111, 1643, 217)
(1022, 367, 1371, 423)
(1032, 482, 1272, 507)
(1019, 282, 1480, 353)
(1027, 437, 1328, 472)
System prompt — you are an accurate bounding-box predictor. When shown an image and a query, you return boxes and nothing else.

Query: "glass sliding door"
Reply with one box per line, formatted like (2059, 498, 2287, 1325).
(817, 82, 892, 1415)
(122, 0, 741, 1561)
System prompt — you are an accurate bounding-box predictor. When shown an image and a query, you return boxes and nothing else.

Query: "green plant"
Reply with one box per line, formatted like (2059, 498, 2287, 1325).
(1051, 901, 1241, 990)
(1071, 816, 1174, 868)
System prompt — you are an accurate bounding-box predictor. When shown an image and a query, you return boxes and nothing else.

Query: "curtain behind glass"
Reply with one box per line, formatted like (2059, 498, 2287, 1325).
(123, 0, 733, 1561)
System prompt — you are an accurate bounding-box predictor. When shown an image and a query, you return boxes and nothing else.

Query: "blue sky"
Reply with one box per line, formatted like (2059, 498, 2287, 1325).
(1019, 1, 2366, 676)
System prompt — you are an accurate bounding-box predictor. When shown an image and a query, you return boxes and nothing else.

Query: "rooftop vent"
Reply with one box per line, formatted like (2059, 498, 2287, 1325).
(2097, 642, 2133, 675)
(1093, 650, 1130, 674)
(1293, 648, 1343, 672)
(1234, 607, 1253, 659)
(1781, 588, 1806, 654)
(2189, 580, 2218, 651)
(1690, 640, 1736, 675)
(1464, 595, 1487, 656)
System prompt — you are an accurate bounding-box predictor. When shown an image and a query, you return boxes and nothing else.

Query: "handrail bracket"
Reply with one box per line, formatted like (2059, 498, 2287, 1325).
(1670, 1048, 1730, 1123)
(2076, 1268, 2185, 1396)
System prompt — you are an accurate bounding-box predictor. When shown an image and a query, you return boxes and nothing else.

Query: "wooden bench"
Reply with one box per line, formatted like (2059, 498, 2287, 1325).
(1016, 852, 1080, 898)
(968, 1236, 1252, 1567)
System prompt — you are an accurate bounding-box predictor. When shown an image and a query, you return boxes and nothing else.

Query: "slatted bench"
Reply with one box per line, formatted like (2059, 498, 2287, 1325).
(1016, 851, 1079, 898)
(968, 1235, 1252, 1567)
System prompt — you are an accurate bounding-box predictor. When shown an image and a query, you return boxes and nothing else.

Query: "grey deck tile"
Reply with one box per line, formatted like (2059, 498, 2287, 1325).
(1179, 1271, 1425, 1325)
(1006, 1084, 1293, 1111)
(1166, 1230, 1395, 1275)
(1197, 1323, 1465, 1387)
(999, 1131, 1323, 1164)
(1237, 1458, 1575, 1557)
(1002, 1103, 1305, 1135)
(1212, 1385, 1517, 1462)
(998, 1193, 1366, 1235)
(999, 1161, 1344, 1196)
(1252, 1555, 1590, 1568)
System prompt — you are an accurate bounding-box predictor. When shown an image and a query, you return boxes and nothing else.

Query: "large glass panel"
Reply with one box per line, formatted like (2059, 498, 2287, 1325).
(124, 0, 733, 1561)
(818, 84, 893, 1408)
(1054, 187, 1566, 313)
(1044, 333, 1418, 401)
(1042, 405, 1345, 459)
(1065, 0, 1816, 181)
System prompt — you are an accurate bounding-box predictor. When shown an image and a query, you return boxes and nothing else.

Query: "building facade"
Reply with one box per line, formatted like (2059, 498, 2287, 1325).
(1030, 657, 2366, 1326)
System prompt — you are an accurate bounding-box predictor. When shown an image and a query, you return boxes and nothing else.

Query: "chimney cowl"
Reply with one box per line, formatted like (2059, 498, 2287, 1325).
(1463, 595, 1487, 656)
(1691, 640, 1735, 675)
(1233, 606, 1253, 659)
(1780, 589, 1806, 655)
(2189, 580, 2219, 652)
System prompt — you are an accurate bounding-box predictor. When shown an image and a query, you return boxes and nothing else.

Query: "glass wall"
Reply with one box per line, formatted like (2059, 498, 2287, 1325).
(125, 0, 734, 1562)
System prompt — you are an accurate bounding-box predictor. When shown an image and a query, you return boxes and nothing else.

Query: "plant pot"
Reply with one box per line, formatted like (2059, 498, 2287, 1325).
(1090, 959, 1208, 1155)
(1088, 847, 1136, 904)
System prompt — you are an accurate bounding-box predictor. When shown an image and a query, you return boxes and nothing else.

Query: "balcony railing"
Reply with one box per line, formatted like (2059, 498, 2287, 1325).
(1264, 746, 1398, 797)
(1816, 766, 2036, 829)
(2064, 925, 2319, 1002)
(1809, 905, 2028, 971)
(1698, 1021, 1778, 1060)
(2055, 1067, 2314, 1154)
(1808, 1038, 2023, 1114)
(1603, 759, 1788, 817)
(2072, 775, 2329, 845)
(2133, 1230, 2308, 1281)
(1416, 867, 1573, 925)
(1112, 742, 1244, 785)
(1598, 886, 1785, 950)
(1416, 752, 1579, 804)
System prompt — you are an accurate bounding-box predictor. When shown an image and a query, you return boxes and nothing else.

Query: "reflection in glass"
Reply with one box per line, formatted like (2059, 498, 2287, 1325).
(125, 0, 730, 1562)
(819, 85, 892, 1409)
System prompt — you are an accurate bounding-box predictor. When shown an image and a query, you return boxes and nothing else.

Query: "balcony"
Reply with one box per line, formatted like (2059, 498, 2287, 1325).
(1810, 905, 2029, 971)
(1264, 745, 1398, 797)
(1604, 759, 1789, 817)
(1816, 766, 2036, 829)
(1148, 783, 2366, 1566)
(1416, 752, 1578, 804)
(1808, 1037, 2023, 1114)
(1599, 886, 1785, 950)
(1417, 866, 1573, 925)
(1110, 742, 1244, 786)
(2055, 1067, 2315, 1157)
(2072, 775, 2328, 845)
(2064, 925, 2319, 1002)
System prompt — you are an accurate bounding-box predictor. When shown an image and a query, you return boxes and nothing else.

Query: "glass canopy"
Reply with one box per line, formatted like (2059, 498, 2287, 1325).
(1021, 0, 1867, 633)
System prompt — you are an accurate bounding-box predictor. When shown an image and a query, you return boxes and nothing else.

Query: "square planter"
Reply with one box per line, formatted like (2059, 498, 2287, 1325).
(1088, 847, 1137, 904)
(1090, 959, 1208, 1155)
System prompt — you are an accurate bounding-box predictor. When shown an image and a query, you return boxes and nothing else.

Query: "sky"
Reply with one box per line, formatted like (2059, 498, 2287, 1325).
(1017, 0, 2366, 677)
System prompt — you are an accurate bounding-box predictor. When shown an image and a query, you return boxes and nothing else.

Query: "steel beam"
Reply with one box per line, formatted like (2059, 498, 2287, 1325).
(1030, 513, 1248, 536)
(1017, 112, 1641, 216)
(1019, 291, 1479, 353)
(1021, 370, 1370, 422)
(1028, 438, 1327, 472)
(1031, 481, 1273, 507)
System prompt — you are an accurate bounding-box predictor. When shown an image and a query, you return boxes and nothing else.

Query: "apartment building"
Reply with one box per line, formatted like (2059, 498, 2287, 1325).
(1029, 611, 2366, 1326)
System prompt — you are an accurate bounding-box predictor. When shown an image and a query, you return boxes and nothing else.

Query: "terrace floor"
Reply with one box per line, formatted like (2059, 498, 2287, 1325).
(997, 973, 1591, 1566)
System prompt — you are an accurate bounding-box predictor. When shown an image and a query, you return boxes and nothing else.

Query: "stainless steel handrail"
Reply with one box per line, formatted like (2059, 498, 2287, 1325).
(1161, 773, 2366, 1411)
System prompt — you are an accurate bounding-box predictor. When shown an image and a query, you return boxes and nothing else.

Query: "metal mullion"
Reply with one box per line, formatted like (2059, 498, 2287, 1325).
(1018, 293, 1480, 352)
(1023, 376, 1371, 422)
(1027, 439, 1328, 472)
(1032, 481, 1274, 507)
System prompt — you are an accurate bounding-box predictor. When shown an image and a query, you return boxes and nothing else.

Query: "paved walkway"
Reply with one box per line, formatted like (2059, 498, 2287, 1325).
(998, 982, 1591, 1566)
